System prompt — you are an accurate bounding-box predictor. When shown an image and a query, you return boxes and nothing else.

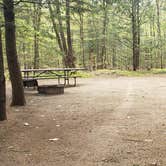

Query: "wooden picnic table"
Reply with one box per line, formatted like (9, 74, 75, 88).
(21, 68, 85, 86)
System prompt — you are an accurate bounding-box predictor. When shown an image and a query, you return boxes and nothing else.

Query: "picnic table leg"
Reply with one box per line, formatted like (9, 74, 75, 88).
(27, 72, 29, 79)
(58, 76, 60, 84)
(74, 77, 76, 86)
(67, 71, 70, 85)
(64, 78, 66, 85)
(63, 70, 69, 86)
(67, 78, 69, 85)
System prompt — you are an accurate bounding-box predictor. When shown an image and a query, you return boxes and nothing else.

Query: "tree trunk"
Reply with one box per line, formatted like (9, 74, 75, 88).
(56, 0, 68, 64)
(79, 13, 85, 68)
(48, 3, 63, 52)
(3, 0, 25, 106)
(48, 2, 65, 66)
(0, 28, 7, 121)
(65, 0, 75, 68)
(33, 2, 42, 69)
(112, 47, 117, 69)
(101, 0, 108, 69)
(132, 0, 140, 71)
(156, 0, 163, 69)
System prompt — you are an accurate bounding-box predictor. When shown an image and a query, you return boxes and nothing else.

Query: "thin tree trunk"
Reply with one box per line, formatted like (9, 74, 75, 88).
(48, 2, 65, 66)
(0, 28, 7, 121)
(33, 2, 42, 69)
(156, 0, 163, 68)
(56, 1, 68, 60)
(79, 13, 85, 68)
(48, 3, 63, 52)
(101, 0, 108, 69)
(112, 47, 117, 69)
(66, 0, 75, 67)
(3, 0, 25, 106)
(132, 0, 140, 71)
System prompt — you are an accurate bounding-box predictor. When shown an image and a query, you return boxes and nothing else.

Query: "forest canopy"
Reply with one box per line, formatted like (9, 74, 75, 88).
(0, 0, 166, 70)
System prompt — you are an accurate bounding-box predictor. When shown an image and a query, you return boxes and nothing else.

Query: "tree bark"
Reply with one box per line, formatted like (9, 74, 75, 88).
(56, 0, 68, 65)
(48, 2, 66, 66)
(79, 12, 85, 68)
(0, 28, 7, 121)
(65, 0, 75, 68)
(156, 0, 163, 69)
(48, 3, 63, 52)
(33, 2, 42, 69)
(3, 0, 25, 106)
(101, 0, 108, 69)
(132, 0, 140, 71)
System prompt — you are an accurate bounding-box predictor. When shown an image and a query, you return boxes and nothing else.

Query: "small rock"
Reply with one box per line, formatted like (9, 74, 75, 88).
(40, 115, 45, 118)
(56, 124, 60, 127)
(127, 151, 132, 154)
(8, 146, 14, 149)
(24, 122, 30, 126)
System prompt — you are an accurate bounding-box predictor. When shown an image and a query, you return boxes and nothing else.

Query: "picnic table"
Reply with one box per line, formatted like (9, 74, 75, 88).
(21, 68, 85, 87)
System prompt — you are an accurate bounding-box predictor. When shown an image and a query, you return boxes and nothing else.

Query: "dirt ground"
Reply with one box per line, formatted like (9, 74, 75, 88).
(0, 76, 166, 166)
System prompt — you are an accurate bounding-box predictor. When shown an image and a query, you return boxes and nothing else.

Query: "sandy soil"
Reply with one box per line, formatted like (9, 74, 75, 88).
(0, 76, 166, 166)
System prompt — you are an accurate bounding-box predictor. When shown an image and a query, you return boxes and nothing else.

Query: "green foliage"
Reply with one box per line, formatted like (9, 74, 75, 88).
(1, 0, 166, 70)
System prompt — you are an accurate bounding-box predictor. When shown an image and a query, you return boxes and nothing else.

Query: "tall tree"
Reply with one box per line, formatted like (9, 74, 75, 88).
(3, 0, 25, 106)
(79, 9, 85, 67)
(65, 0, 75, 67)
(101, 0, 108, 69)
(132, 0, 140, 71)
(33, 1, 42, 69)
(48, 2, 63, 53)
(0, 27, 7, 121)
(56, 0, 68, 62)
(156, 0, 163, 68)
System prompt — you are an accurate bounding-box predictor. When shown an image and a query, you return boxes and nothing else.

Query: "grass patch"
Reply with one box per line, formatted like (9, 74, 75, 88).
(71, 71, 92, 78)
(151, 68, 166, 74)
(93, 69, 166, 77)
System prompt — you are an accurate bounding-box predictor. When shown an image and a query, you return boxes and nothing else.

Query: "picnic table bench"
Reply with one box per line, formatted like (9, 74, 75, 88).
(21, 68, 85, 87)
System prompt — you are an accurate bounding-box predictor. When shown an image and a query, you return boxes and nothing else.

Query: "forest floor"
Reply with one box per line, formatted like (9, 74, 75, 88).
(0, 75, 166, 166)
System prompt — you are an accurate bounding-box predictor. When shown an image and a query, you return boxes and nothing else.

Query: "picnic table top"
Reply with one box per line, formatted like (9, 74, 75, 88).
(21, 68, 85, 72)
